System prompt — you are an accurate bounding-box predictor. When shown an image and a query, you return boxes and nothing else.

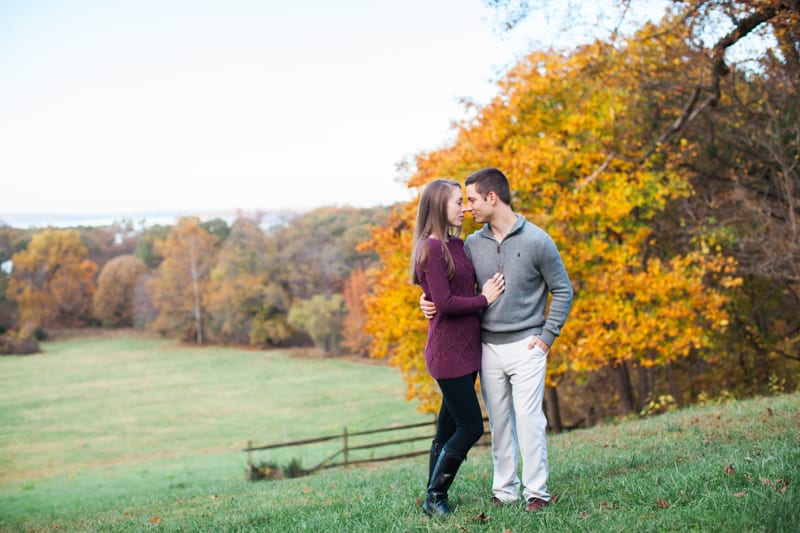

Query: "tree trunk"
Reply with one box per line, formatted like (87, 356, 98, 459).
(544, 386, 563, 433)
(188, 240, 203, 345)
(636, 358, 655, 407)
(667, 360, 678, 403)
(613, 361, 636, 415)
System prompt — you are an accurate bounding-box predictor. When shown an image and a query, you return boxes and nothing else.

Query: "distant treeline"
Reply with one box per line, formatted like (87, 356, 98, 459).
(0, 205, 388, 357)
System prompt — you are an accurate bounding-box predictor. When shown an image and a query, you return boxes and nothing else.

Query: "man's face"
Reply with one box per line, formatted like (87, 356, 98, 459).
(465, 183, 491, 224)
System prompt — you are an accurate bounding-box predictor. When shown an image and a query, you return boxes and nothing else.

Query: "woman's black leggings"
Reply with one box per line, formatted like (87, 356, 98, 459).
(434, 371, 484, 456)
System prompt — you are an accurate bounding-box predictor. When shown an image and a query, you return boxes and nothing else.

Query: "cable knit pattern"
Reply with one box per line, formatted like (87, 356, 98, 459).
(416, 237, 487, 379)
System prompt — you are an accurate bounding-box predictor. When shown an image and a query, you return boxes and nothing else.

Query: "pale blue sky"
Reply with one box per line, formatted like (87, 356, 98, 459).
(0, 0, 669, 217)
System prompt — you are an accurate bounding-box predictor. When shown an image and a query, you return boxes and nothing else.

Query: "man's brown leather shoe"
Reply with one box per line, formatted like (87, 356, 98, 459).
(524, 497, 550, 512)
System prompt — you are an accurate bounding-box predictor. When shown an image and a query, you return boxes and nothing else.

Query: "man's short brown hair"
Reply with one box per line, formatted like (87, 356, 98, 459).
(465, 168, 511, 206)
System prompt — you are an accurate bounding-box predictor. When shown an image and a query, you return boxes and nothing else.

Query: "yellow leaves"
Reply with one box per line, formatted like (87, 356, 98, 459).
(149, 217, 219, 342)
(357, 25, 743, 411)
(93, 255, 148, 327)
(550, 243, 738, 377)
(7, 228, 97, 330)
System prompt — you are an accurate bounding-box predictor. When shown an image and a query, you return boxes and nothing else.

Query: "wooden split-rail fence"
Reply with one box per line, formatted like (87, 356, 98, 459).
(244, 417, 490, 479)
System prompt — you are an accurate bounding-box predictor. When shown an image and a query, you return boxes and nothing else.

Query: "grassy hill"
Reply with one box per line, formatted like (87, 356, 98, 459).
(1, 334, 798, 532)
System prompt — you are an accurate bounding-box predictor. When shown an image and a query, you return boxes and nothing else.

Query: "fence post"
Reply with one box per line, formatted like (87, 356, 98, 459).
(246, 440, 252, 478)
(343, 427, 348, 467)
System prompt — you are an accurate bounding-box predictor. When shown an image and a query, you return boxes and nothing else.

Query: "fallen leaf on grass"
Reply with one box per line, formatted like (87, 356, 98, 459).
(723, 464, 735, 474)
(415, 497, 423, 507)
(656, 498, 670, 509)
(766, 478, 791, 494)
(600, 501, 619, 509)
(302, 487, 312, 493)
(733, 491, 747, 498)
(579, 512, 589, 519)
(149, 516, 161, 524)
(640, 513, 655, 519)
(474, 512, 490, 524)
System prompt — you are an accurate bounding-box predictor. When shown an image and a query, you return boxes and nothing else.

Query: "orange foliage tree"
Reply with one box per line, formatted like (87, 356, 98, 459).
(363, 24, 741, 414)
(148, 217, 218, 344)
(362, 202, 440, 413)
(6, 229, 97, 332)
(93, 254, 149, 327)
(341, 267, 372, 357)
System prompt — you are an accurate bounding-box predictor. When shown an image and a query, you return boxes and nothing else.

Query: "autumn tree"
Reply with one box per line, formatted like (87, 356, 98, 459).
(661, 29, 800, 393)
(206, 217, 292, 346)
(0, 226, 30, 332)
(362, 203, 437, 412)
(148, 217, 218, 343)
(363, 21, 741, 416)
(269, 206, 388, 299)
(6, 229, 97, 332)
(288, 294, 347, 355)
(93, 254, 149, 327)
(341, 267, 371, 356)
(486, 0, 800, 396)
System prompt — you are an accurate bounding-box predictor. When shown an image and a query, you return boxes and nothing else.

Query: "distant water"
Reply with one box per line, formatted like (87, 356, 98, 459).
(0, 209, 301, 230)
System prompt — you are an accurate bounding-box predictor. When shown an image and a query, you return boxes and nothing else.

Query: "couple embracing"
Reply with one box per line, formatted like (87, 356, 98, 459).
(411, 168, 573, 517)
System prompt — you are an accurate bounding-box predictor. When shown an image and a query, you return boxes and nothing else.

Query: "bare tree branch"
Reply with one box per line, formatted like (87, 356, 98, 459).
(582, 2, 783, 186)
(576, 153, 616, 190)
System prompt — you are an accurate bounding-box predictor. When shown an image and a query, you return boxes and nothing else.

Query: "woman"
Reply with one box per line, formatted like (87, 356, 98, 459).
(410, 178, 504, 517)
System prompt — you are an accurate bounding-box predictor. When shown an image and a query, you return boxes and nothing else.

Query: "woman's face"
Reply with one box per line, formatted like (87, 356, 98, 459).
(445, 185, 465, 228)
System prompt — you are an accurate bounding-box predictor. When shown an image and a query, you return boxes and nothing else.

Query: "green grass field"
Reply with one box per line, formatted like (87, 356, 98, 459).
(1, 334, 798, 532)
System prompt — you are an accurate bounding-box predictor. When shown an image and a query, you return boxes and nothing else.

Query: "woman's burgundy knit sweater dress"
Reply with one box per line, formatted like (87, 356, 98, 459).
(415, 237, 488, 380)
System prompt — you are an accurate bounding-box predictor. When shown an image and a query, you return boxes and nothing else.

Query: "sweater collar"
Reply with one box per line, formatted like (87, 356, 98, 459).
(478, 213, 526, 242)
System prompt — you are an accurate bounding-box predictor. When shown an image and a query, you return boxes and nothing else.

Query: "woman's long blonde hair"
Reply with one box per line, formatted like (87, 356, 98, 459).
(410, 179, 462, 284)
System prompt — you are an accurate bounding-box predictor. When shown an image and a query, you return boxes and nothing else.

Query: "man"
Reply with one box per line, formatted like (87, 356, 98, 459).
(421, 167, 573, 512)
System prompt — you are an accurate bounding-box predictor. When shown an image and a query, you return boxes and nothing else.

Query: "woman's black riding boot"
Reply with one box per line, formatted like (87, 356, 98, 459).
(422, 447, 466, 517)
(427, 439, 442, 487)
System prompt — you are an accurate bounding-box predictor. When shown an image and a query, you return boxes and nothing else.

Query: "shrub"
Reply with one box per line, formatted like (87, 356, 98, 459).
(0, 330, 40, 355)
